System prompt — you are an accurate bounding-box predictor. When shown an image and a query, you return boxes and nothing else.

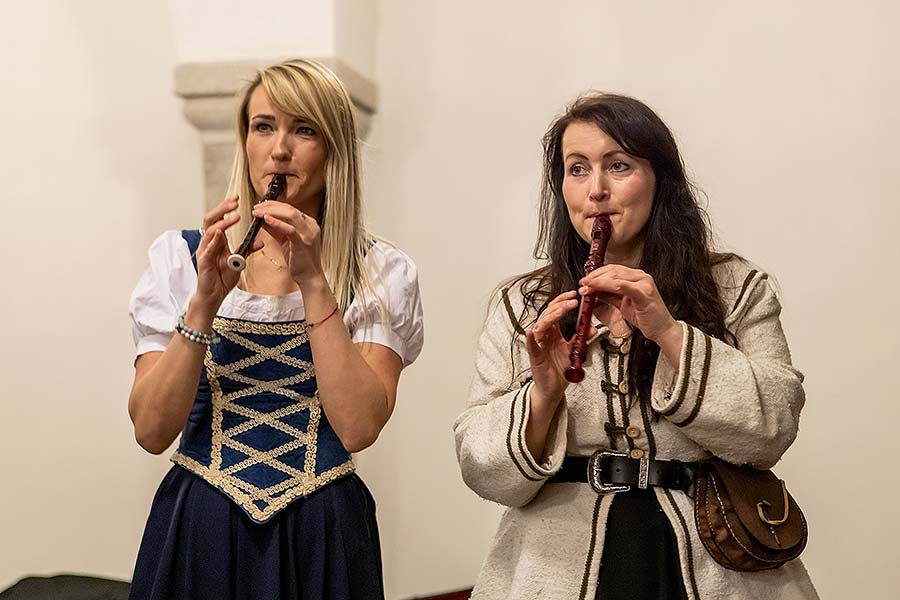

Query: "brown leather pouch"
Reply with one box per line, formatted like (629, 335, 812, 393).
(693, 459, 808, 571)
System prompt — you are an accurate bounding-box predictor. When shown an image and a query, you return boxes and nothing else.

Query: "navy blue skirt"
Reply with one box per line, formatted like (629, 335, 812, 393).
(130, 466, 383, 600)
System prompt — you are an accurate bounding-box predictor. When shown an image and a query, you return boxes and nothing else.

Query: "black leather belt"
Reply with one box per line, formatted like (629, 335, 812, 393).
(548, 451, 696, 494)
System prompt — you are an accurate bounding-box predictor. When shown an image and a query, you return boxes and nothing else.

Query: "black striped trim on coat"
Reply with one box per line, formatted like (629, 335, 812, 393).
(501, 287, 526, 335)
(731, 269, 757, 314)
(505, 385, 542, 482)
(639, 394, 658, 460)
(661, 325, 695, 417)
(662, 488, 702, 600)
(578, 495, 605, 600)
(730, 270, 770, 316)
(516, 381, 547, 478)
(603, 351, 618, 450)
(673, 333, 713, 428)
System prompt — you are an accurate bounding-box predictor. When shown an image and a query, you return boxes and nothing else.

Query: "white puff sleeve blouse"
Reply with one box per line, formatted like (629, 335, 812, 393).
(128, 230, 424, 367)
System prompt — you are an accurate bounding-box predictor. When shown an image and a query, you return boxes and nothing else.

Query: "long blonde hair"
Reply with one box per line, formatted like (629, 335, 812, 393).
(225, 58, 380, 315)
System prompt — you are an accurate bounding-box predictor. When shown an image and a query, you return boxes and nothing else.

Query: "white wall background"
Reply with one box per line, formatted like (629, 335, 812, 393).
(1, 1, 898, 598)
(168, 0, 376, 79)
(169, 0, 336, 65)
(0, 0, 204, 589)
(362, 1, 900, 598)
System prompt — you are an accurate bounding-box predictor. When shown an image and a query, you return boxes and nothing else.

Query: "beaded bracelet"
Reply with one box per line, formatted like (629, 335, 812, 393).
(176, 313, 221, 345)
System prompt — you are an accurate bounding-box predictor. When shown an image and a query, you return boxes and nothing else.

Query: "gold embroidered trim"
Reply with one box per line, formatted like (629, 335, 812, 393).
(173, 453, 355, 522)
(226, 371, 316, 398)
(177, 316, 353, 523)
(218, 329, 315, 375)
(304, 393, 322, 475)
(224, 399, 317, 439)
(213, 317, 310, 338)
(221, 437, 309, 479)
(206, 345, 225, 471)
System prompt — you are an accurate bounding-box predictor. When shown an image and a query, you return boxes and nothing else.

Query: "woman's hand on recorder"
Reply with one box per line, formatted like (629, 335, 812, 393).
(579, 264, 683, 363)
(525, 290, 588, 413)
(252, 201, 325, 286)
(524, 290, 590, 459)
(193, 196, 261, 313)
(130, 196, 262, 455)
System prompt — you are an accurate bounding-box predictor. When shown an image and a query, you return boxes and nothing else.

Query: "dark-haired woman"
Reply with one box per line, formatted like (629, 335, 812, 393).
(454, 94, 817, 599)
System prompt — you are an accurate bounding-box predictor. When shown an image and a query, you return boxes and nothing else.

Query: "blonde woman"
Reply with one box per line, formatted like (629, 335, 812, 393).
(127, 59, 423, 600)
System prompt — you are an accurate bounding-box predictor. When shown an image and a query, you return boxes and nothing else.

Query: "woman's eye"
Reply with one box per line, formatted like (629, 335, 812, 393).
(252, 122, 272, 133)
(610, 160, 630, 172)
(569, 164, 587, 176)
(296, 126, 316, 136)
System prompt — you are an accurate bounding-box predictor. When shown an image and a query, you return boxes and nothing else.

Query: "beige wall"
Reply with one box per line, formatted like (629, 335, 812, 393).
(168, 0, 337, 63)
(1, 1, 898, 598)
(0, 1, 204, 589)
(362, 1, 900, 598)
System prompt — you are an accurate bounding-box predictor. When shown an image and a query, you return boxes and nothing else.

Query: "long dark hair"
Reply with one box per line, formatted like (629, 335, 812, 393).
(510, 93, 728, 402)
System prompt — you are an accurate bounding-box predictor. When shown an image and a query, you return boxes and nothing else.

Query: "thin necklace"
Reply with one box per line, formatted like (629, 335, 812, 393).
(260, 249, 285, 271)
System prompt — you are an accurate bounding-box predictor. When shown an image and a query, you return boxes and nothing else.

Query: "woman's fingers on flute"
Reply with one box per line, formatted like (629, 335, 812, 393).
(253, 204, 314, 246)
(550, 292, 579, 313)
(197, 228, 225, 268)
(532, 303, 574, 345)
(547, 290, 578, 308)
(582, 269, 677, 340)
(586, 277, 657, 307)
(259, 214, 302, 246)
(542, 291, 578, 322)
(524, 330, 542, 360)
(197, 196, 239, 264)
(253, 202, 310, 228)
(533, 306, 564, 335)
(198, 228, 218, 255)
(197, 211, 239, 254)
(525, 328, 559, 367)
(580, 264, 643, 287)
(201, 196, 239, 232)
(579, 267, 649, 298)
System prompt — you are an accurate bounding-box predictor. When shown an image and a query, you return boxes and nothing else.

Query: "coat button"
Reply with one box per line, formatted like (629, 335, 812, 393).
(618, 380, 629, 394)
(629, 448, 645, 459)
(626, 426, 641, 439)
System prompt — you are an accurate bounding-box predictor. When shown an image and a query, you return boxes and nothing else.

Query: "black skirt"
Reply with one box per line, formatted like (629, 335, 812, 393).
(130, 466, 383, 600)
(596, 488, 688, 600)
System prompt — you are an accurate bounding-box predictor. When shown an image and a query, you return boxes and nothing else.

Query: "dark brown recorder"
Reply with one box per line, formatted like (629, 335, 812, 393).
(564, 215, 612, 383)
(227, 174, 287, 272)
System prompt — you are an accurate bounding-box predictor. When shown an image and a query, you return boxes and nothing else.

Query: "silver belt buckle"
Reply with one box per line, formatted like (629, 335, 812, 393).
(587, 450, 631, 495)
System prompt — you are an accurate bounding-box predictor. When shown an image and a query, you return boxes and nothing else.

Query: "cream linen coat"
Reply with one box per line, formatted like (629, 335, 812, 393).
(454, 257, 818, 600)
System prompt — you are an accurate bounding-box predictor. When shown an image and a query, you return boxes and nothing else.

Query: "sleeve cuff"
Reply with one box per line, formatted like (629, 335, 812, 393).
(505, 381, 567, 479)
(650, 322, 713, 427)
(135, 332, 173, 356)
(351, 323, 409, 366)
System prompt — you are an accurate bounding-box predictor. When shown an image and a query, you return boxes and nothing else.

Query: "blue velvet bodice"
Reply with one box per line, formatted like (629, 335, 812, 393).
(171, 231, 353, 523)
(172, 316, 355, 523)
